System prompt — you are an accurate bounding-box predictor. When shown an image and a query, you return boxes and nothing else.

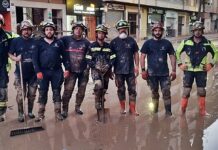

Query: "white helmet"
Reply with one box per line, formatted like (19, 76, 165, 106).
(20, 20, 33, 31)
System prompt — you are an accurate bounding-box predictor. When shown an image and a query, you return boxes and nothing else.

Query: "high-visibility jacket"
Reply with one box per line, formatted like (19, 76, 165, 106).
(176, 36, 218, 72)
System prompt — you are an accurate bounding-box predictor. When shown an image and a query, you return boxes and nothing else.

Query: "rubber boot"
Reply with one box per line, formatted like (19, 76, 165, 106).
(181, 97, 188, 114)
(54, 102, 64, 121)
(198, 97, 206, 116)
(152, 99, 159, 113)
(120, 100, 126, 114)
(17, 103, 24, 122)
(129, 101, 139, 116)
(28, 99, 35, 119)
(75, 105, 83, 115)
(35, 104, 45, 122)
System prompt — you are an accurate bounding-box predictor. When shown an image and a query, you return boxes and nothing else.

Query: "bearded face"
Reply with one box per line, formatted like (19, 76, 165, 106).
(44, 27, 55, 39)
(152, 28, 163, 39)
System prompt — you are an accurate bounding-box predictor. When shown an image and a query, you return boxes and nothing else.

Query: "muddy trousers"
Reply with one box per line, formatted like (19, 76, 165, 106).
(62, 72, 89, 113)
(115, 73, 137, 102)
(14, 76, 37, 115)
(148, 76, 172, 114)
(0, 67, 8, 119)
(92, 69, 109, 110)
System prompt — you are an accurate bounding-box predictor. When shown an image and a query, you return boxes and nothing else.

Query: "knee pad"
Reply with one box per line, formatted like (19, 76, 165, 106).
(182, 87, 191, 98)
(197, 87, 206, 97)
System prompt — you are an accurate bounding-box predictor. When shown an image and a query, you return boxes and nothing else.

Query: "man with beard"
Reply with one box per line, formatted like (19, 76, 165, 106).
(33, 22, 70, 121)
(61, 23, 90, 118)
(86, 24, 116, 110)
(110, 20, 139, 116)
(0, 14, 17, 122)
(176, 21, 218, 116)
(9, 20, 38, 122)
(140, 22, 176, 116)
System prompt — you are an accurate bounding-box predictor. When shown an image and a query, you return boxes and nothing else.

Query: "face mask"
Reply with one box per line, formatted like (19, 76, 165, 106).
(119, 32, 128, 39)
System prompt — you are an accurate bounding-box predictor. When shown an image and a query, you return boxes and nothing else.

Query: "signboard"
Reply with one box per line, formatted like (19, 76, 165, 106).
(148, 8, 164, 14)
(66, 0, 101, 15)
(0, 0, 10, 11)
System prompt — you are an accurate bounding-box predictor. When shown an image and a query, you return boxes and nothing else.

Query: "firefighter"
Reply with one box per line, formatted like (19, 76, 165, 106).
(0, 14, 17, 122)
(110, 20, 139, 116)
(9, 20, 38, 122)
(86, 24, 116, 110)
(176, 21, 218, 116)
(33, 21, 70, 121)
(61, 23, 90, 118)
(140, 22, 176, 116)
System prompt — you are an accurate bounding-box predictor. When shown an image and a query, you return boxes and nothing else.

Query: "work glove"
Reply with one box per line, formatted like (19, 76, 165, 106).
(37, 72, 43, 80)
(203, 63, 213, 72)
(170, 71, 176, 81)
(141, 70, 148, 80)
(64, 70, 70, 79)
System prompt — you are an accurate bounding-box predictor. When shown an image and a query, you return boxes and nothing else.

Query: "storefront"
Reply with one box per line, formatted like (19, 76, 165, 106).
(103, 3, 124, 40)
(147, 7, 165, 37)
(165, 10, 178, 37)
(0, 0, 11, 31)
(66, 0, 103, 41)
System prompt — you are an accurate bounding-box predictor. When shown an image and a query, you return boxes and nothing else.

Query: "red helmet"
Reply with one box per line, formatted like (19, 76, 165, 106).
(152, 22, 164, 31)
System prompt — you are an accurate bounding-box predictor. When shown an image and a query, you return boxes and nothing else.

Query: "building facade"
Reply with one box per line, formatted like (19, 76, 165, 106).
(103, 0, 218, 39)
(9, 0, 66, 36)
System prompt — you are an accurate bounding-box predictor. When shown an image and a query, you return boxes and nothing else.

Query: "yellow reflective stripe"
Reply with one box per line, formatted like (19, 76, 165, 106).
(176, 40, 185, 64)
(0, 102, 7, 107)
(184, 40, 194, 46)
(6, 58, 12, 72)
(110, 54, 116, 59)
(102, 48, 111, 52)
(204, 43, 210, 46)
(91, 47, 101, 52)
(85, 55, 92, 59)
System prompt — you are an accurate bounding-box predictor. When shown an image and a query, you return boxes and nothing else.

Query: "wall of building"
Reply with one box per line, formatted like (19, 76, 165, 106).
(10, 0, 67, 34)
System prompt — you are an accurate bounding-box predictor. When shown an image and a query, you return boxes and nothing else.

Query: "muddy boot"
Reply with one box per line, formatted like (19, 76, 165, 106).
(62, 98, 69, 119)
(18, 113, 24, 122)
(119, 100, 126, 114)
(164, 99, 172, 116)
(54, 102, 63, 121)
(198, 97, 206, 116)
(129, 101, 139, 116)
(152, 99, 159, 114)
(62, 102, 69, 119)
(75, 105, 83, 115)
(28, 100, 35, 119)
(17, 103, 24, 122)
(181, 97, 188, 114)
(35, 104, 45, 122)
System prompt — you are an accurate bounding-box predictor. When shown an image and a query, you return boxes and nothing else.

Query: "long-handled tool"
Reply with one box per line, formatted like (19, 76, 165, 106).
(97, 72, 106, 123)
(10, 60, 44, 137)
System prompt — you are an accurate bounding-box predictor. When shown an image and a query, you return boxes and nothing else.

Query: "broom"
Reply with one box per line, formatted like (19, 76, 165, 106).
(10, 60, 44, 137)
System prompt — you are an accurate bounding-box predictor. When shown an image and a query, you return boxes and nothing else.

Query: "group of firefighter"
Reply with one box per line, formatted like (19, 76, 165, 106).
(1, 12, 218, 123)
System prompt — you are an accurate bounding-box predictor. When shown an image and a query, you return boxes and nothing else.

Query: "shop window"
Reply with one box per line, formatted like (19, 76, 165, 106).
(128, 13, 137, 36)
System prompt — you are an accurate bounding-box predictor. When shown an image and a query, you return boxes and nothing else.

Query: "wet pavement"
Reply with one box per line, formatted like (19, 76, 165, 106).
(1, 34, 218, 150)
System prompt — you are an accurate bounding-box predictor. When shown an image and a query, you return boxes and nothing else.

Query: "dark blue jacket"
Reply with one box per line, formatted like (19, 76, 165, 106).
(60, 36, 90, 73)
(33, 37, 70, 73)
